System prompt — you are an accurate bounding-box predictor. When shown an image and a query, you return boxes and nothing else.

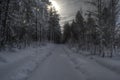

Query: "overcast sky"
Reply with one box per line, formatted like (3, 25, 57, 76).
(53, 0, 89, 26)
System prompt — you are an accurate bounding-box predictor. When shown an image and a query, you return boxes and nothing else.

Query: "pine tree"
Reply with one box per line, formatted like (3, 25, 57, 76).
(63, 22, 71, 43)
(108, 0, 120, 57)
(86, 0, 120, 57)
(71, 20, 79, 42)
(48, 7, 61, 43)
(0, 0, 53, 49)
(86, 13, 99, 54)
(75, 11, 85, 45)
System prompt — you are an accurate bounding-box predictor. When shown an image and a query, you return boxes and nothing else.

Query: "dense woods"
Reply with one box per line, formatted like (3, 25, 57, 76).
(1, 1, 120, 80)
(0, 0, 61, 50)
(63, 0, 120, 57)
(1, 0, 120, 58)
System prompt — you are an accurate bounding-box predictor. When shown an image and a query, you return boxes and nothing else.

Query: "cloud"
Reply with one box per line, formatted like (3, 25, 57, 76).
(54, 0, 89, 25)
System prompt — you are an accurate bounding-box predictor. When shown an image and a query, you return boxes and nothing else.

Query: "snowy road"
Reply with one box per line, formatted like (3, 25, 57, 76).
(0, 44, 120, 80)
(28, 46, 85, 80)
(27, 45, 120, 80)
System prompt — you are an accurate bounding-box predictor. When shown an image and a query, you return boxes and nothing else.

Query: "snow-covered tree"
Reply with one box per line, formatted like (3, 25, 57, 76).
(63, 22, 71, 43)
(0, 0, 62, 49)
(48, 7, 61, 43)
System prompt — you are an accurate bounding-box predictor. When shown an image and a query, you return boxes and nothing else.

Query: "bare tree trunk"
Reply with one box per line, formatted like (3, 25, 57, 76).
(2, 0, 10, 46)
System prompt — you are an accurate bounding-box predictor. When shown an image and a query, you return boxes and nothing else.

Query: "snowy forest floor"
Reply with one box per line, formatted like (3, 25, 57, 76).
(0, 43, 120, 80)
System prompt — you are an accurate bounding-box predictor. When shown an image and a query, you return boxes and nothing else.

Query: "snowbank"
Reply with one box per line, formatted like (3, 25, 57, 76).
(64, 46, 120, 80)
(93, 57, 120, 74)
(0, 43, 55, 80)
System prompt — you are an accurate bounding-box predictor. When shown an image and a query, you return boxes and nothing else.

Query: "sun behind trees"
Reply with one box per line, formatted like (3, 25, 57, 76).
(63, 0, 120, 57)
(0, 0, 61, 50)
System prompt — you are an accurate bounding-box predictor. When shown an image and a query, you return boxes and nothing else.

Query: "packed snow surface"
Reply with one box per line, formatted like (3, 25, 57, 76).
(0, 44, 120, 80)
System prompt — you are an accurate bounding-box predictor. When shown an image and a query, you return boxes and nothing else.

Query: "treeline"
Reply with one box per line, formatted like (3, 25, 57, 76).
(63, 0, 120, 57)
(0, 0, 61, 50)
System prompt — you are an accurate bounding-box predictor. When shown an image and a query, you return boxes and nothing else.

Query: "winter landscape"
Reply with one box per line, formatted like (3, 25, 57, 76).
(0, 0, 120, 80)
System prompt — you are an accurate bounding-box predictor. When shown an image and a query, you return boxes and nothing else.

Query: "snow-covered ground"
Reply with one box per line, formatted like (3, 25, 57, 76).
(64, 46, 120, 80)
(0, 44, 120, 80)
(93, 56, 120, 74)
(28, 46, 85, 80)
(0, 43, 55, 80)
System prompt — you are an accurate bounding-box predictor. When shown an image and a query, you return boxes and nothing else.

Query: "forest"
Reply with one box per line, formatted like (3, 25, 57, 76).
(0, 0, 61, 50)
(0, 0, 120, 58)
(63, 0, 120, 57)
(1, 0, 120, 80)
